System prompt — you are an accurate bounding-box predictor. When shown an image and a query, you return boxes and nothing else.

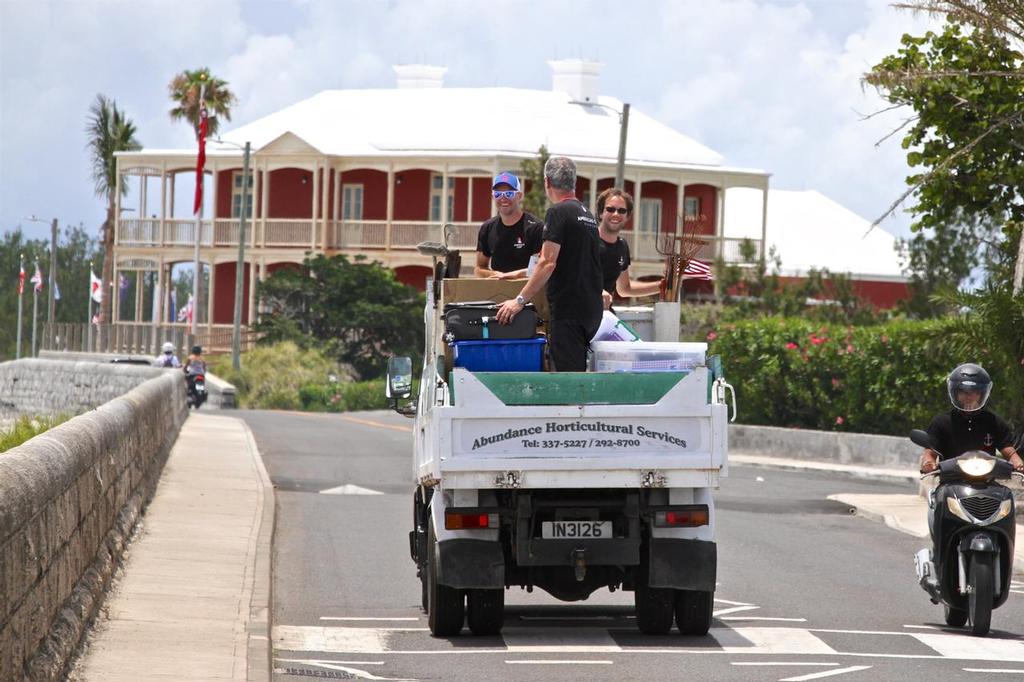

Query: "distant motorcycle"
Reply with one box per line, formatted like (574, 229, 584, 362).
(910, 429, 1021, 636)
(186, 371, 208, 409)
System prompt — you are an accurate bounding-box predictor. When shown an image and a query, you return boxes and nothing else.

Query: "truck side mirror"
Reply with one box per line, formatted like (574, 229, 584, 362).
(386, 356, 416, 417)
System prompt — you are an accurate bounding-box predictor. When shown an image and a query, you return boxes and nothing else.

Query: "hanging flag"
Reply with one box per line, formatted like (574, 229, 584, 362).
(118, 273, 129, 301)
(682, 259, 713, 281)
(193, 89, 208, 216)
(18, 261, 25, 295)
(90, 270, 103, 303)
(177, 294, 194, 324)
(53, 280, 61, 301)
(31, 264, 43, 293)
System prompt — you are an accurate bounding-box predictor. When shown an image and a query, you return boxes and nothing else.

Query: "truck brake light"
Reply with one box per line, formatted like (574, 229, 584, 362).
(654, 505, 709, 527)
(445, 511, 499, 530)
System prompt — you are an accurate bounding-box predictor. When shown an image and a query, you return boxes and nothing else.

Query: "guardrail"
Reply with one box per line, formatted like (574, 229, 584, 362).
(40, 322, 256, 356)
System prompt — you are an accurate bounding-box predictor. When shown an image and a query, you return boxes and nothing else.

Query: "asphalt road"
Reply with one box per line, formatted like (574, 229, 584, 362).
(238, 409, 1024, 682)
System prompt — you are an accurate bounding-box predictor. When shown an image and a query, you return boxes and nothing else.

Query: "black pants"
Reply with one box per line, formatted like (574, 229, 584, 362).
(548, 316, 600, 372)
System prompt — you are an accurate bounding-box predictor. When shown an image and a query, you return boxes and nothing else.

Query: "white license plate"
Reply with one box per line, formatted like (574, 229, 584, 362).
(541, 521, 612, 539)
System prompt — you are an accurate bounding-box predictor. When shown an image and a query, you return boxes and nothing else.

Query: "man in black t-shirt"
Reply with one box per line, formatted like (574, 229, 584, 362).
(474, 171, 543, 278)
(920, 363, 1023, 472)
(596, 188, 663, 304)
(495, 157, 603, 371)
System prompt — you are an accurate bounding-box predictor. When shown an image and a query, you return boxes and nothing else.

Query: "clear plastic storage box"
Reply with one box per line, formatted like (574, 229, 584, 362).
(591, 341, 707, 373)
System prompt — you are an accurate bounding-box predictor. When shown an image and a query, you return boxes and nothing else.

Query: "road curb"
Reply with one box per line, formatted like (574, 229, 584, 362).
(730, 453, 919, 484)
(239, 418, 275, 682)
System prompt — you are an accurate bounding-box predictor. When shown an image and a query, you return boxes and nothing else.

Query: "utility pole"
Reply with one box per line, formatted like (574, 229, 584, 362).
(232, 141, 251, 370)
(48, 218, 57, 326)
(615, 103, 630, 190)
(15, 253, 24, 359)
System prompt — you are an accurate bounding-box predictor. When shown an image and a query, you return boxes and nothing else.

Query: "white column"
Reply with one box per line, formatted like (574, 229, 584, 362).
(140, 175, 148, 217)
(321, 164, 332, 251)
(676, 177, 686, 234)
(385, 164, 394, 251)
(759, 184, 768, 265)
(169, 173, 175, 218)
(207, 259, 216, 331)
(715, 186, 725, 262)
(112, 263, 120, 323)
(311, 161, 320, 251)
(155, 255, 165, 327)
(261, 164, 271, 247)
(114, 165, 123, 246)
(441, 163, 450, 226)
(159, 163, 167, 246)
(467, 177, 474, 224)
(134, 271, 144, 322)
(251, 163, 261, 248)
(248, 260, 257, 325)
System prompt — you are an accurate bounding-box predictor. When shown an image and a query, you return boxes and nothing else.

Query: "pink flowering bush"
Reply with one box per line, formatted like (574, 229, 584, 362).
(707, 317, 960, 435)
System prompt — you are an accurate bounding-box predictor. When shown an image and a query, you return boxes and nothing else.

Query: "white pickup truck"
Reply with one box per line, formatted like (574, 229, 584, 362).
(386, 279, 733, 637)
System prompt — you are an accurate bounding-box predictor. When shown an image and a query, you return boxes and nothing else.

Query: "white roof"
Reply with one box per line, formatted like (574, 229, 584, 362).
(211, 87, 730, 169)
(724, 188, 906, 281)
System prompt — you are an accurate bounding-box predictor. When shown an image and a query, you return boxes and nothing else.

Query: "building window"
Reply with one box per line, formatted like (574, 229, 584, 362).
(684, 196, 700, 221)
(231, 171, 254, 218)
(343, 184, 364, 220)
(639, 198, 662, 234)
(430, 174, 454, 222)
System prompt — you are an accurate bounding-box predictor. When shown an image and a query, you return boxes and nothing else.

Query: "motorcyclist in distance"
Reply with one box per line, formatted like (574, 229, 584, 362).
(920, 363, 1024, 474)
(184, 345, 207, 376)
(154, 342, 181, 368)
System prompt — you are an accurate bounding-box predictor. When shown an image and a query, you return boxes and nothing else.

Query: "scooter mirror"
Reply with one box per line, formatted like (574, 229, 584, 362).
(909, 429, 938, 453)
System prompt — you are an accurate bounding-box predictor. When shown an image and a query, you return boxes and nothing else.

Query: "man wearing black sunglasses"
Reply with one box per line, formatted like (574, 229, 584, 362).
(474, 171, 543, 278)
(596, 188, 663, 306)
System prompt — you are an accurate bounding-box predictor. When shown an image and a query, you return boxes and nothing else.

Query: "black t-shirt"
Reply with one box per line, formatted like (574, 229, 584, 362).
(599, 236, 631, 295)
(542, 199, 603, 321)
(476, 212, 543, 273)
(926, 408, 1014, 459)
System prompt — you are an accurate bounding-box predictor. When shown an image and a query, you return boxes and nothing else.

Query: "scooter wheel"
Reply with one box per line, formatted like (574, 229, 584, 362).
(944, 604, 967, 627)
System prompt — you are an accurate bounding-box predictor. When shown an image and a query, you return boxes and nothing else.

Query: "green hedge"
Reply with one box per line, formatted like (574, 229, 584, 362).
(707, 317, 964, 436)
(298, 380, 392, 412)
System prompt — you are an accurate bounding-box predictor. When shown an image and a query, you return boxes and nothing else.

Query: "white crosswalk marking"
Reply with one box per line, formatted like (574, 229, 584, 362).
(910, 633, 1024, 662)
(503, 627, 622, 653)
(274, 625, 426, 654)
(722, 628, 838, 655)
(780, 666, 872, 681)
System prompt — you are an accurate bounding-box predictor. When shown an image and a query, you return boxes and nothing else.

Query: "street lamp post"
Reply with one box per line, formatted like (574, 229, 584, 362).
(570, 100, 631, 188)
(25, 215, 57, 350)
(213, 138, 252, 370)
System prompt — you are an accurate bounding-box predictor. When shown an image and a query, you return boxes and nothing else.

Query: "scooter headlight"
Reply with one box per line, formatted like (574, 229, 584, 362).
(946, 496, 972, 523)
(956, 454, 996, 479)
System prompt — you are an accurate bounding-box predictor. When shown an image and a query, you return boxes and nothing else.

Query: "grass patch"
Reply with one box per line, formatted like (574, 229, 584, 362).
(0, 414, 71, 453)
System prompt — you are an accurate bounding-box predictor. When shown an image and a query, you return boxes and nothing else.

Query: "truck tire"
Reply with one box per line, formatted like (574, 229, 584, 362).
(467, 589, 504, 636)
(427, 523, 464, 636)
(675, 589, 713, 636)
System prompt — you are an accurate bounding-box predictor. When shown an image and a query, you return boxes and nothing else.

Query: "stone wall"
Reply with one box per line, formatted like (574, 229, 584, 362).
(0, 364, 188, 680)
(729, 423, 919, 469)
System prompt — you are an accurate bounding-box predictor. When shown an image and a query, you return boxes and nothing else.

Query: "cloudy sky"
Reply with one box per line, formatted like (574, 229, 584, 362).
(0, 0, 936, 243)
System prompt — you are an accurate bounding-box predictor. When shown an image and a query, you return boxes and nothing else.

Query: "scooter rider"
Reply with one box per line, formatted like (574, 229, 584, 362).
(154, 342, 181, 368)
(184, 345, 207, 376)
(919, 363, 1024, 474)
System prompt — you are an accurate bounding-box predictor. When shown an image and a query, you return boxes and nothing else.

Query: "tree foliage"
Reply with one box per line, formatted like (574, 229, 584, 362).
(519, 145, 550, 217)
(85, 94, 140, 326)
(168, 67, 237, 140)
(255, 255, 424, 380)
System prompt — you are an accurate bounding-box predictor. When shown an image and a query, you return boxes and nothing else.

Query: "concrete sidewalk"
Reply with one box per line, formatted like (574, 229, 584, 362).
(70, 414, 273, 681)
(732, 452, 1024, 576)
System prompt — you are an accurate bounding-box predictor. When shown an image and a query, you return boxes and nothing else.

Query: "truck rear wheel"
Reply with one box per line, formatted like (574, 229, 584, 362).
(427, 523, 464, 636)
(675, 589, 713, 635)
(467, 589, 504, 635)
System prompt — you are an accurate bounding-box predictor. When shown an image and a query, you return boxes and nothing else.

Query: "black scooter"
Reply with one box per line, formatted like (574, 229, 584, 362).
(186, 371, 208, 409)
(910, 429, 1021, 636)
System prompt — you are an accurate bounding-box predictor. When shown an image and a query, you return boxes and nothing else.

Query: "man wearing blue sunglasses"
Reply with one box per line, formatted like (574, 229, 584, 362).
(474, 171, 543, 278)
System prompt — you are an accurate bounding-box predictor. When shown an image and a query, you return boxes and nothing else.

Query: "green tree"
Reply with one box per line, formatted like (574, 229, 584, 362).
(255, 255, 425, 380)
(519, 145, 550, 217)
(168, 67, 237, 140)
(85, 94, 140, 328)
(55, 223, 103, 325)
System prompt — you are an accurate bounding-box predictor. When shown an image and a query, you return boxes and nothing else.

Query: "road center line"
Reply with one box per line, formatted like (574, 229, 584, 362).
(320, 617, 421, 622)
(505, 655, 610, 659)
(339, 415, 413, 432)
(963, 668, 1024, 674)
(720, 617, 808, 622)
(731, 662, 840, 667)
(780, 666, 872, 681)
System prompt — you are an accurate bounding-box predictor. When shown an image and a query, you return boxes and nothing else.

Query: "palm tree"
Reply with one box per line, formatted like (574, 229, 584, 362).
(168, 67, 237, 139)
(86, 94, 141, 328)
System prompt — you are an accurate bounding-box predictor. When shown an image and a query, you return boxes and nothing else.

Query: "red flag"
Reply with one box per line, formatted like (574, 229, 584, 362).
(193, 94, 208, 215)
(18, 262, 25, 294)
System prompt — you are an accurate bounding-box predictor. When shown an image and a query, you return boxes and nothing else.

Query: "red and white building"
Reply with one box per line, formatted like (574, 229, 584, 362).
(112, 59, 904, 340)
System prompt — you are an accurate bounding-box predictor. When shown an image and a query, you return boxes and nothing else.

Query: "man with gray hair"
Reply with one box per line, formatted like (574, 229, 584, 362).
(496, 156, 603, 371)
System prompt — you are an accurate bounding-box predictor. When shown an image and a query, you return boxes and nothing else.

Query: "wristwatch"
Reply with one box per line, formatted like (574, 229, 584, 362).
(515, 294, 527, 307)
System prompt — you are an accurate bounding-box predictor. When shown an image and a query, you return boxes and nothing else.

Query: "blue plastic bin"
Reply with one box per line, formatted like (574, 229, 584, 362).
(452, 338, 546, 372)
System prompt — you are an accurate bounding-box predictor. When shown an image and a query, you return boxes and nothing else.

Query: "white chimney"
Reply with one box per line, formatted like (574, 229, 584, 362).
(393, 64, 447, 89)
(548, 59, 603, 103)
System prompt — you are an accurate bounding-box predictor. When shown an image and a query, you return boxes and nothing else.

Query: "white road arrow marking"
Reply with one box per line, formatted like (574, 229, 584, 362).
(780, 666, 872, 681)
(713, 605, 761, 617)
(320, 484, 384, 495)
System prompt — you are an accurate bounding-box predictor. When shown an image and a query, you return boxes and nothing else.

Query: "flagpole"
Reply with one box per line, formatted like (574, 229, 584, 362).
(31, 262, 39, 357)
(87, 265, 93, 353)
(191, 78, 208, 338)
(16, 253, 24, 359)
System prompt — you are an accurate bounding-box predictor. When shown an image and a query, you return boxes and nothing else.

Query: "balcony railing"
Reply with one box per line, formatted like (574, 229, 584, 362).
(117, 218, 762, 265)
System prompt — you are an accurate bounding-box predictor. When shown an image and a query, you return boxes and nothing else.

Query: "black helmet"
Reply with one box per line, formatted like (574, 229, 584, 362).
(947, 363, 992, 413)
(191, 345, 202, 355)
